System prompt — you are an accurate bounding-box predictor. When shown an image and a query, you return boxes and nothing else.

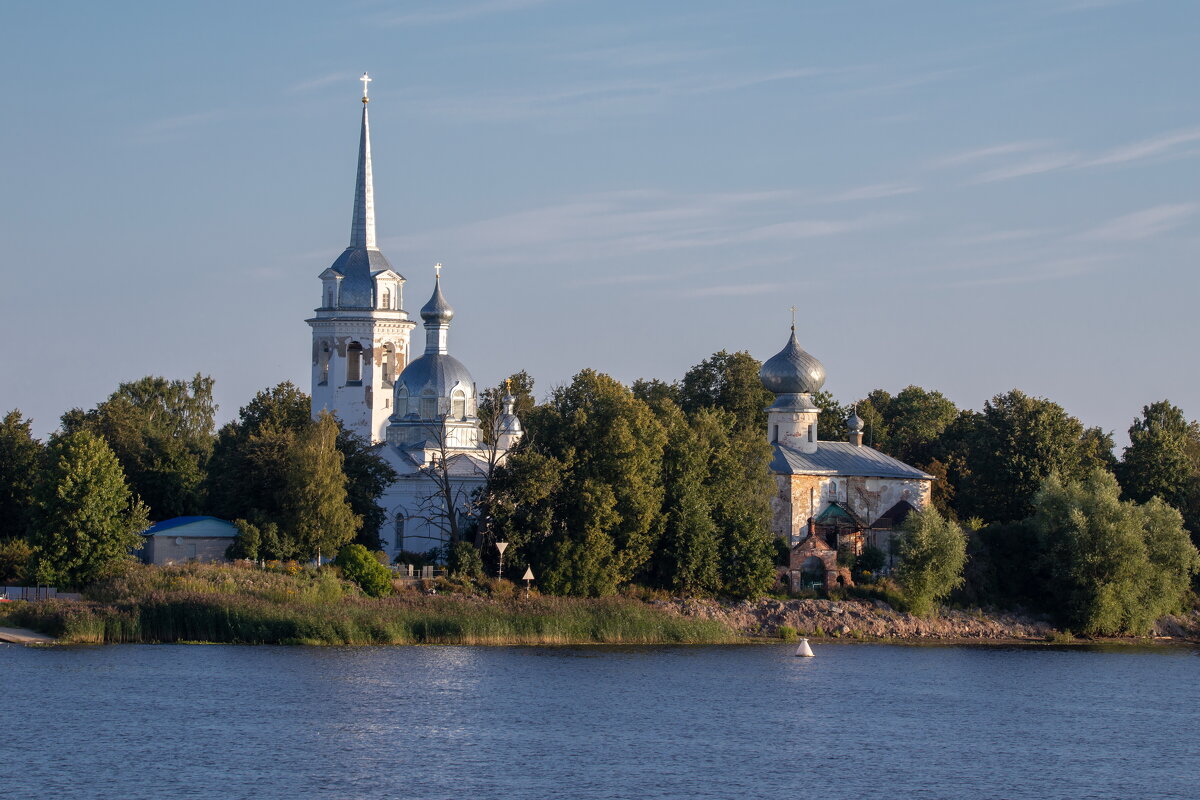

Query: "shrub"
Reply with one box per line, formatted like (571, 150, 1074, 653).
(447, 541, 484, 580)
(777, 624, 798, 642)
(857, 545, 886, 574)
(334, 544, 393, 598)
(896, 508, 968, 617)
(0, 538, 32, 583)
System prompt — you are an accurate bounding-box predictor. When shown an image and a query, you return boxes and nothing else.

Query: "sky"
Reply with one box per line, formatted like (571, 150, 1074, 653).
(2, 0, 1197, 446)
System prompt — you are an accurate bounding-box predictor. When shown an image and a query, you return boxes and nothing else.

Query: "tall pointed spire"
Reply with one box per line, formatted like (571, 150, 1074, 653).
(350, 72, 376, 249)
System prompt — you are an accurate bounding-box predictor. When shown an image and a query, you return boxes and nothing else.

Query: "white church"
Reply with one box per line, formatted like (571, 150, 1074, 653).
(307, 76, 522, 559)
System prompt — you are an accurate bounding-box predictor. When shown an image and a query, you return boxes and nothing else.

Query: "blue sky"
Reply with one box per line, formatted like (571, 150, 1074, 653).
(2, 1, 1197, 445)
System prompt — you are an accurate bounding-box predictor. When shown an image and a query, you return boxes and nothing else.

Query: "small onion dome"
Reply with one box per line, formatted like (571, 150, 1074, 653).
(847, 409, 865, 433)
(760, 328, 826, 395)
(499, 394, 523, 436)
(420, 275, 455, 324)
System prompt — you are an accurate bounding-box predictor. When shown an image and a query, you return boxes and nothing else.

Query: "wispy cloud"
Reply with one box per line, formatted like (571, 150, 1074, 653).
(1084, 127, 1200, 167)
(948, 255, 1112, 288)
(383, 0, 555, 26)
(136, 109, 226, 141)
(929, 141, 1049, 169)
(286, 72, 351, 95)
(825, 183, 919, 203)
(385, 189, 893, 267)
(683, 282, 782, 298)
(972, 153, 1079, 183)
(1076, 204, 1198, 242)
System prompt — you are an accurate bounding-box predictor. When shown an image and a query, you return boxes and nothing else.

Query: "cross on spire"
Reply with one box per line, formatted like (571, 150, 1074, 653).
(789, 305, 797, 331)
(435, 262, 443, 279)
(360, 72, 372, 103)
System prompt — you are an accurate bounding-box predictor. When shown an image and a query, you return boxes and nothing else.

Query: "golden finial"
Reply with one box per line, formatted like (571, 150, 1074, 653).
(360, 72, 372, 104)
(505, 378, 512, 394)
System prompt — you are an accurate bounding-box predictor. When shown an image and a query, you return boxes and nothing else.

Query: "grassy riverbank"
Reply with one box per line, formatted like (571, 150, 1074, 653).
(0, 563, 735, 645)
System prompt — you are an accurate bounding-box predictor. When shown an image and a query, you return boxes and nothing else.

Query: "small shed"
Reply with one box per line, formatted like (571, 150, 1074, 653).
(141, 516, 238, 565)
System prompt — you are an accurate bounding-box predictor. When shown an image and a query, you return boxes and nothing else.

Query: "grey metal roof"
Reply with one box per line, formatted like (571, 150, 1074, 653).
(396, 352, 474, 405)
(327, 247, 396, 309)
(770, 441, 934, 480)
(760, 328, 826, 395)
(420, 275, 455, 324)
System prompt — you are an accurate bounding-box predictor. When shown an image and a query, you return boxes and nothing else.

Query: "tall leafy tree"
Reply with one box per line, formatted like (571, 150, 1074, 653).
(649, 402, 720, 595)
(281, 413, 362, 559)
(62, 374, 216, 520)
(679, 350, 774, 432)
(1118, 401, 1198, 510)
(1032, 469, 1199, 635)
(896, 508, 968, 617)
(28, 430, 148, 587)
(0, 410, 42, 540)
(336, 427, 397, 550)
(954, 390, 1096, 523)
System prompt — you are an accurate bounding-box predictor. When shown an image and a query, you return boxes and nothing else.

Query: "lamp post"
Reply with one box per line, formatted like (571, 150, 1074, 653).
(522, 566, 534, 596)
(496, 541, 508, 580)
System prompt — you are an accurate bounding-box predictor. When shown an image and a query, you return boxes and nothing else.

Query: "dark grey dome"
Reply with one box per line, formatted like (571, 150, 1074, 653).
(760, 329, 826, 395)
(327, 247, 394, 308)
(396, 352, 474, 403)
(847, 410, 864, 432)
(420, 276, 454, 324)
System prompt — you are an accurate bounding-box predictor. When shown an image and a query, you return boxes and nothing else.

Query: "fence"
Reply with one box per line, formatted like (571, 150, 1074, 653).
(1, 586, 83, 602)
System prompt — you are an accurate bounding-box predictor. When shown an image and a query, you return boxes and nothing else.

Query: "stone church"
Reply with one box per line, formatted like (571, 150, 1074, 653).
(759, 326, 933, 590)
(307, 76, 521, 559)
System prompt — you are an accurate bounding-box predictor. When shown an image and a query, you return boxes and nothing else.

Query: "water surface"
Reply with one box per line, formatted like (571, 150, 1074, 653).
(2, 642, 1196, 799)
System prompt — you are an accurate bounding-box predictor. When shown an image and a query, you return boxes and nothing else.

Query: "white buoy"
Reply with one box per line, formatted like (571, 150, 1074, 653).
(795, 637, 815, 657)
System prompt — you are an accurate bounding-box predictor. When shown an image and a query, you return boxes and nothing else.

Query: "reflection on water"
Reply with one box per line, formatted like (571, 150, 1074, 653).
(1, 643, 1196, 800)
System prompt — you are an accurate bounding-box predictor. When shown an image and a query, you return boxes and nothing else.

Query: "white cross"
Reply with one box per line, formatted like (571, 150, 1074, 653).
(789, 305, 797, 329)
(360, 72, 372, 99)
(435, 262, 443, 278)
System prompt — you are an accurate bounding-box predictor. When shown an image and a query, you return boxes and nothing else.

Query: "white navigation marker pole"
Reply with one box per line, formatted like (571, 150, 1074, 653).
(496, 541, 508, 580)
(522, 566, 534, 596)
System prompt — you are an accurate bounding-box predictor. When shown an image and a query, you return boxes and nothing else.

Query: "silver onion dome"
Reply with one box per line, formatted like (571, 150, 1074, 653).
(847, 409, 864, 433)
(396, 353, 475, 411)
(760, 328, 826, 395)
(420, 275, 454, 324)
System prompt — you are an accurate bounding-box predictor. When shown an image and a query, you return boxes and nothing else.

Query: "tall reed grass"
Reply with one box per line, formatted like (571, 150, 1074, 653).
(0, 563, 734, 646)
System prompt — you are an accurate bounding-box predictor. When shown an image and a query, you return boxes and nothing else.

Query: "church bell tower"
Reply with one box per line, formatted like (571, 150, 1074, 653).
(307, 74, 415, 443)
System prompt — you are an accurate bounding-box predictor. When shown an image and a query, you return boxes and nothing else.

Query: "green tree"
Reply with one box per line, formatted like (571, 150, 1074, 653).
(895, 508, 968, 617)
(334, 543, 393, 597)
(698, 410, 776, 598)
(650, 403, 720, 595)
(63, 374, 216, 520)
(280, 413, 361, 559)
(955, 390, 1097, 523)
(336, 427, 398, 550)
(0, 410, 42, 541)
(679, 350, 774, 432)
(447, 540, 484, 580)
(28, 430, 149, 587)
(1032, 469, 1199, 635)
(1118, 401, 1198, 514)
(631, 378, 682, 407)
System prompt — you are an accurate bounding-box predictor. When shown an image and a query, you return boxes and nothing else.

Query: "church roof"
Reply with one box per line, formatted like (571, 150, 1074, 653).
(770, 441, 934, 480)
(327, 247, 397, 308)
(760, 327, 826, 395)
(396, 352, 475, 403)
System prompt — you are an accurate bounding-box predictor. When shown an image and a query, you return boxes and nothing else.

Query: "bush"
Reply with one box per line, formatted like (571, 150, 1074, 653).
(447, 541, 484, 580)
(857, 545, 886, 574)
(777, 624, 798, 642)
(0, 538, 32, 583)
(896, 508, 968, 617)
(334, 544, 393, 598)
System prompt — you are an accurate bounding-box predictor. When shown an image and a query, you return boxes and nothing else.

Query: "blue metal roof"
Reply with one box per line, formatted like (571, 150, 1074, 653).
(770, 441, 934, 480)
(142, 516, 238, 538)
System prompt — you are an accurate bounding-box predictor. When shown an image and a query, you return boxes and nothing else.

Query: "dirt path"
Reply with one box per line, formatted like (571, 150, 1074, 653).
(0, 626, 57, 644)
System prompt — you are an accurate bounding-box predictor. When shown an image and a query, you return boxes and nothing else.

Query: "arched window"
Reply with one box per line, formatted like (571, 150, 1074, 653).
(420, 390, 437, 419)
(772, 424, 779, 443)
(346, 342, 363, 384)
(451, 389, 466, 419)
(318, 344, 330, 385)
(325, 286, 335, 308)
(808, 423, 815, 443)
(381, 288, 391, 309)
(395, 387, 408, 417)
(381, 343, 395, 385)
(394, 513, 406, 553)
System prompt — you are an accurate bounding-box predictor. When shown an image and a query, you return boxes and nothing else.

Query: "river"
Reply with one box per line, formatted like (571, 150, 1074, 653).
(1, 642, 1196, 799)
